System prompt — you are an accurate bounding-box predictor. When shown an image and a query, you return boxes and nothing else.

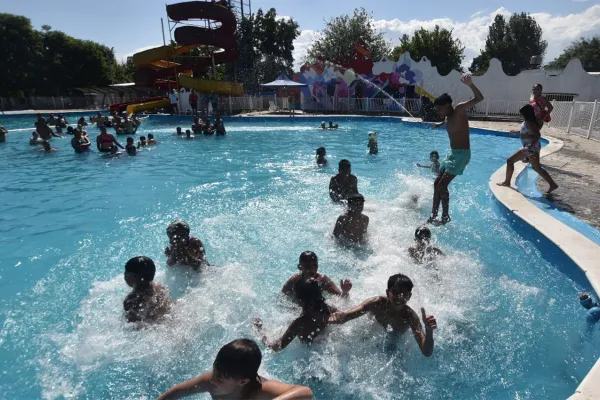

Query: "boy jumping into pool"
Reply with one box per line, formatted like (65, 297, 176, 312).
(165, 220, 209, 270)
(282, 251, 352, 299)
(123, 256, 172, 323)
(429, 74, 484, 225)
(329, 273, 437, 356)
(333, 193, 369, 244)
(156, 339, 313, 399)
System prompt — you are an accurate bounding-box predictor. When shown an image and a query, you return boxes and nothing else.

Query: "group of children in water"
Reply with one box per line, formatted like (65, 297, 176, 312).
(176, 114, 227, 138)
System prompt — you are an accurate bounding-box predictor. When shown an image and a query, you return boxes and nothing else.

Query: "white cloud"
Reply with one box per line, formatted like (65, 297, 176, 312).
(116, 45, 162, 63)
(292, 5, 600, 70)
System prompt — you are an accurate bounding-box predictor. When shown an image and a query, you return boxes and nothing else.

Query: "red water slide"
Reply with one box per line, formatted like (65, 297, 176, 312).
(133, 1, 239, 86)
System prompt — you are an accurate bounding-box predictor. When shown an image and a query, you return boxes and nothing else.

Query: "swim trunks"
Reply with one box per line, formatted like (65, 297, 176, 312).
(439, 149, 471, 176)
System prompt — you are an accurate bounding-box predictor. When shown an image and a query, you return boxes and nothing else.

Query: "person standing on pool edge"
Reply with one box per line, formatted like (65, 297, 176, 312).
(429, 74, 484, 225)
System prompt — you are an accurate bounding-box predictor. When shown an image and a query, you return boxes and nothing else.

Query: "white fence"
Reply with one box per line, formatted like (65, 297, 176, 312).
(547, 100, 600, 142)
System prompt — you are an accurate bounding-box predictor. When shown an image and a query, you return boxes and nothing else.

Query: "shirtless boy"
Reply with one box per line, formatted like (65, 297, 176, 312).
(123, 256, 172, 323)
(429, 74, 484, 224)
(165, 220, 209, 270)
(333, 193, 369, 244)
(408, 226, 445, 263)
(329, 273, 437, 356)
(281, 251, 352, 299)
(157, 339, 313, 399)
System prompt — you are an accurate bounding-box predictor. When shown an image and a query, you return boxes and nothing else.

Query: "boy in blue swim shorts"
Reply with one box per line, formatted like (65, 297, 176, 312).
(428, 74, 484, 224)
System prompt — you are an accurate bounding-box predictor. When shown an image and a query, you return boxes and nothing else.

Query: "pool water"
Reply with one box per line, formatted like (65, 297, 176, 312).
(0, 115, 598, 400)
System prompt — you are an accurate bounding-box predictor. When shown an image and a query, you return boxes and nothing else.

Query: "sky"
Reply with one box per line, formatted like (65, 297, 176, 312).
(4, 0, 600, 70)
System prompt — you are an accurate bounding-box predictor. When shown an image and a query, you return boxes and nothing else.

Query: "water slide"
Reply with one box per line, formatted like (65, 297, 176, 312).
(132, 1, 242, 97)
(125, 98, 171, 116)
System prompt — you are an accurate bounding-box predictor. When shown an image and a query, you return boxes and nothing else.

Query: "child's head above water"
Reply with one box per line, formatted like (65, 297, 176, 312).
(167, 220, 190, 243)
(415, 226, 431, 243)
(176, 127, 182, 134)
(126, 137, 134, 145)
(519, 104, 537, 124)
(347, 193, 365, 212)
(212, 339, 262, 395)
(434, 93, 453, 117)
(298, 251, 318, 277)
(139, 136, 146, 142)
(147, 133, 154, 140)
(124, 256, 155, 288)
(386, 274, 413, 308)
(316, 147, 326, 157)
(430, 151, 439, 161)
(186, 130, 192, 137)
(339, 159, 351, 174)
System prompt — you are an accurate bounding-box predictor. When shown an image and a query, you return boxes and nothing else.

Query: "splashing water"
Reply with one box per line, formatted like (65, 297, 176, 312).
(0, 115, 597, 399)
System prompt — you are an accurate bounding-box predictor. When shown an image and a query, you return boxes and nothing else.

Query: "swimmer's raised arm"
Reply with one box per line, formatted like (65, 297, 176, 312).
(328, 296, 381, 324)
(254, 318, 299, 351)
(455, 74, 484, 112)
(262, 380, 314, 400)
(416, 163, 432, 168)
(156, 371, 212, 400)
(410, 307, 437, 357)
(321, 275, 352, 297)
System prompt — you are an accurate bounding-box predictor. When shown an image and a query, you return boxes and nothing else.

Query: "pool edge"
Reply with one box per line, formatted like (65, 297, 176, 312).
(488, 135, 600, 400)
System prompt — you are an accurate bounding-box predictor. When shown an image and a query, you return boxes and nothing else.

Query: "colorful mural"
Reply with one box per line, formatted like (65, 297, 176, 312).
(295, 43, 434, 106)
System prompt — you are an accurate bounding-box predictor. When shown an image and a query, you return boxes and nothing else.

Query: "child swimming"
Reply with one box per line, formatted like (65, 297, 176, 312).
(164, 220, 209, 270)
(125, 137, 137, 156)
(147, 133, 157, 144)
(256, 278, 335, 351)
(408, 226, 445, 263)
(185, 129, 195, 139)
(137, 136, 147, 149)
(367, 131, 378, 155)
(329, 274, 437, 356)
(316, 147, 327, 166)
(123, 256, 172, 323)
(429, 74, 484, 225)
(175, 127, 183, 135)
(281, 251, 352, 299)
(333, 193, 369, 244)
(496, 104, 558, 194)
(417, 151, 440, 174)
(329, 159, 359, 202)
(579, 293, 600, 334)
(156, 339, 313, 399)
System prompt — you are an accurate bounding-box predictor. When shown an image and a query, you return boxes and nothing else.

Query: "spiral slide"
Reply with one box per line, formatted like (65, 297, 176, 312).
(132, 1, 242, 97)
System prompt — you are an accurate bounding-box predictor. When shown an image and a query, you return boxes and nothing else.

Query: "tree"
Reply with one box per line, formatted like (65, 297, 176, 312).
(469, 13, 547, 76)
(227, 8, 299, 92)
(41, 24, 52, 32)
(390, 26, 465, 75)
(0, 14, 42, 96)
(546, 36, 600, 72)
(305, 8, 391, 66)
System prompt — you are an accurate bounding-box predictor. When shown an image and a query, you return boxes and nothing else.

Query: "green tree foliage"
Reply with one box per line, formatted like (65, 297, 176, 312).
(469, 13, 547, 76)
(0, 13, 131, 96)
(305, 8, 391, 66)
(390, 26, 465, 75)
(227, 8, 299, 92)
(546, 36, 600, 72)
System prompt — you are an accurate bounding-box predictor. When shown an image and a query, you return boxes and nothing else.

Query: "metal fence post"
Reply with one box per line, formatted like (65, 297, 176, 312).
(348, 95, 350, 113)
(566, 100, 575, 133)
(588, 100, 598, 139)
(52, 96, 56, 109)
(484, 98, 490, 117)
(228, 96, 232, 114)
(0, 97, 4, 113)
(61, 96, 65, 109)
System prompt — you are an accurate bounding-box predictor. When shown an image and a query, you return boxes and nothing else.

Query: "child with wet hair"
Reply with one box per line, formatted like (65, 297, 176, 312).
(333, 193, 369, 244)
(157, 338, 313, 399)
(147, 133, 157, 144)
(580, 293, 600, 334)
(123, 256, 172, 323)
(125, 137, 137, 156)
(408, 226, 445, 263)
(417, 151, 440, 174)
(164, 220, 208, 270)
(281, 251, 352, 299)
(316, 147, 327, 166)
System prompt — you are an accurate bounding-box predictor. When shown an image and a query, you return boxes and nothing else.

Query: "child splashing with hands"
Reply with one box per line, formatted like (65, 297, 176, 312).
(417, 151, 440, 174)
(497, 104, 558, 194)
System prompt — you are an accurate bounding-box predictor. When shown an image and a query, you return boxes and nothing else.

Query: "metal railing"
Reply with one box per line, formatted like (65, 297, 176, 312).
(547, 100, 600, 142)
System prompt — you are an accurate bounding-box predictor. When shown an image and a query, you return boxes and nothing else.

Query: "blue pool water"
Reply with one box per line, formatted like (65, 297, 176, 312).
(0, 115, 598, 399)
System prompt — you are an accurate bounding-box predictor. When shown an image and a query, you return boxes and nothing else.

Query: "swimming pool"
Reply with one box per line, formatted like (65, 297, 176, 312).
(0, 115, 598, 399)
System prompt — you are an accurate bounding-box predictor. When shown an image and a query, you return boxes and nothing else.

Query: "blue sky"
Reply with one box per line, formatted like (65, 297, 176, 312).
(4, 0, 600, 68)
